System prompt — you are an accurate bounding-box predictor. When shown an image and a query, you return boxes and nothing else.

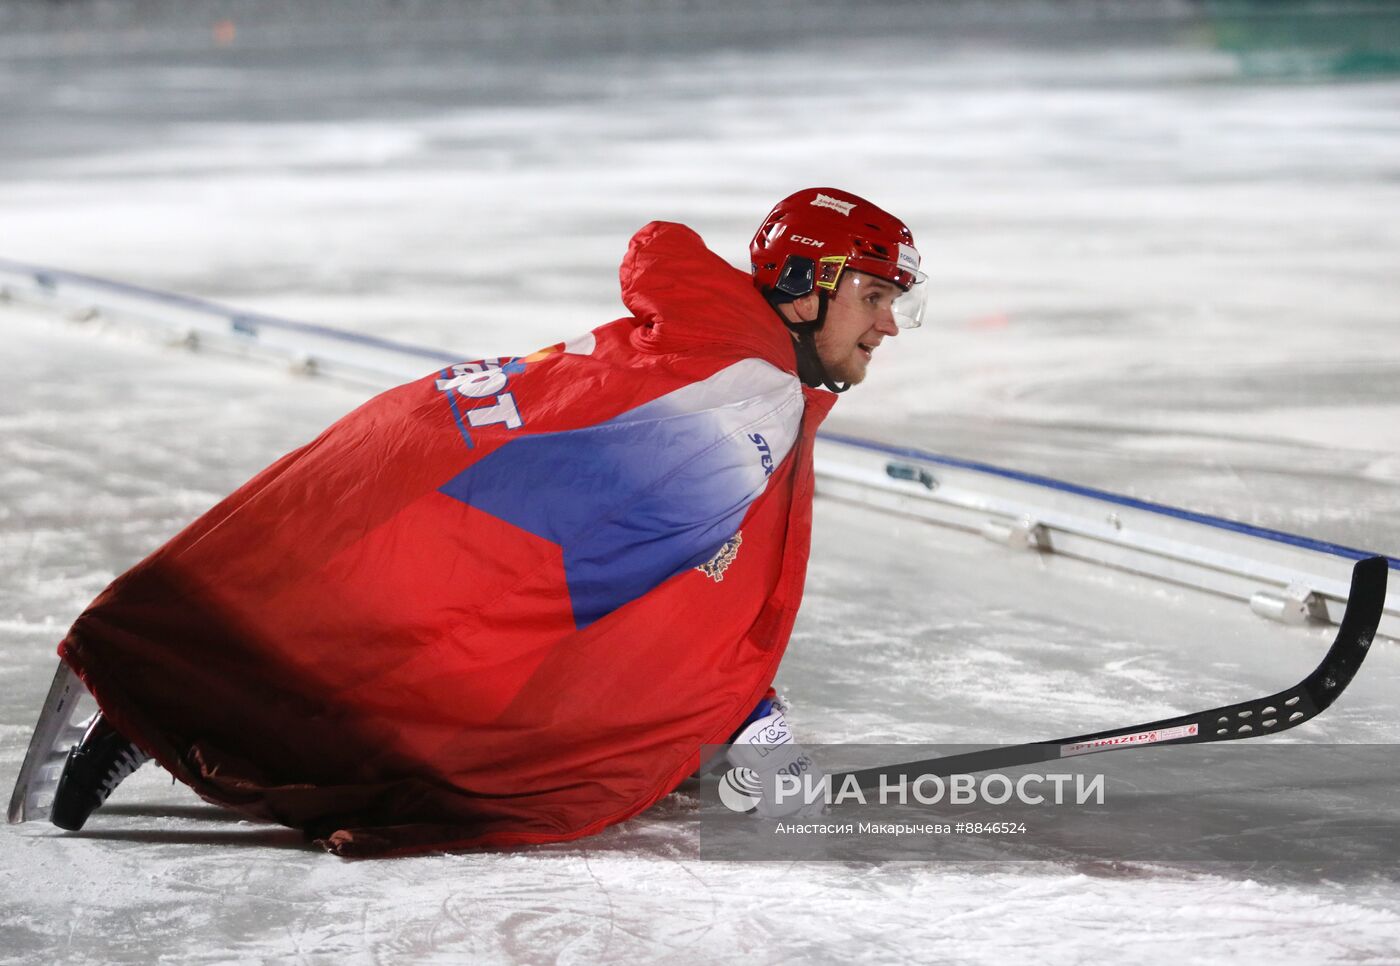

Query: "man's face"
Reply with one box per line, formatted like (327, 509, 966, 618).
(804, 271, 904, 385)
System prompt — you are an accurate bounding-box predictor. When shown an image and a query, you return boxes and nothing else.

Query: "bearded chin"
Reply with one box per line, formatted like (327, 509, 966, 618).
(832, 358, 867, 385)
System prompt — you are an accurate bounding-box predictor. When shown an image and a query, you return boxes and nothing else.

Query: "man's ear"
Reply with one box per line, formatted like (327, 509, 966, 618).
(788, 291, 821, 325)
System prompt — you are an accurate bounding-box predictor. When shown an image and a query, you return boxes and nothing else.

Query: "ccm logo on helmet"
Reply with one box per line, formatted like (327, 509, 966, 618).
(789, 235, 824, 248)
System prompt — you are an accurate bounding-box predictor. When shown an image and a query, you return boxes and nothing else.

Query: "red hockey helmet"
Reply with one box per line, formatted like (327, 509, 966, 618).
(750, 187, 926, 328)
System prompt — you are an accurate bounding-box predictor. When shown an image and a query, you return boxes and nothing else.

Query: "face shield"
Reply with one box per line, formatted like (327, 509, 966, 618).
(839, 264, 928, 330)
(892, 272, 927, 329)
(841, 242, 927, 329)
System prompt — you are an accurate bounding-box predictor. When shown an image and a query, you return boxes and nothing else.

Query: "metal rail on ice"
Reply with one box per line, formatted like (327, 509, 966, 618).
(814, 437, 1400, 639)
(4, 256, 1396, 639)
(0, 256, 455, 385)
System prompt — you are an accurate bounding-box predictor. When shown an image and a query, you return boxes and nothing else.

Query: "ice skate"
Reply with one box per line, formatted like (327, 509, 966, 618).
(49, 712, 151, 831)
(7, 661, 98, 824)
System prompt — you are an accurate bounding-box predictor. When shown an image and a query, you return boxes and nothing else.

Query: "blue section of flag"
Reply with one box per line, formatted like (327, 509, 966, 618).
(439, 397, 760, 628)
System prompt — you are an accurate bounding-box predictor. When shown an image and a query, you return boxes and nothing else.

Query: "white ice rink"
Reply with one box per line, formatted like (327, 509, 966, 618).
(4, 5, 1400, 963)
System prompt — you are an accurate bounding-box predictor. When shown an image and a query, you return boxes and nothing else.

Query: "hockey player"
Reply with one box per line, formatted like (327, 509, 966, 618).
(25, 187, 925, 855)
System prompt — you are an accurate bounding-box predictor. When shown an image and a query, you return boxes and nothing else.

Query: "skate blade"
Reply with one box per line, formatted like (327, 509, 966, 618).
(7, 662, 97, 824)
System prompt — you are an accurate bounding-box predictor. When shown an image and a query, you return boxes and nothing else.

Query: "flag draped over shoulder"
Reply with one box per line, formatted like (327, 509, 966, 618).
(58, 222, 835, 856)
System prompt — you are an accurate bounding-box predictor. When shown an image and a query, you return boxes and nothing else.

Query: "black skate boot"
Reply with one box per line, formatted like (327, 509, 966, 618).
(50, 713, 150, 831)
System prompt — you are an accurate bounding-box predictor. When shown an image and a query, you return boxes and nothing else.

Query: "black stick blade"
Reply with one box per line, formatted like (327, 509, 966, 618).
(1301, 554, 1388, 715)
(838, 556, 1390, 790)
(1059, 555, 1390, 749)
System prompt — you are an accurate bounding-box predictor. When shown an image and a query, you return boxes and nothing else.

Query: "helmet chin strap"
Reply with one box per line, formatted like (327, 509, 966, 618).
(766, 291, 850, 394)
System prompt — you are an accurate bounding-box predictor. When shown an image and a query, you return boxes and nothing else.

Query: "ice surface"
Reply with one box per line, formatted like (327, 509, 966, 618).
(4, 305, 1400, 964)
(5, 8, 1400, 963)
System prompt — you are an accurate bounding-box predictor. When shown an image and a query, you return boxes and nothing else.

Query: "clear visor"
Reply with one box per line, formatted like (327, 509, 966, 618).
(892, 272, 927, 329)
(843, 259, 928, 329)
(840, 267, 929, 330)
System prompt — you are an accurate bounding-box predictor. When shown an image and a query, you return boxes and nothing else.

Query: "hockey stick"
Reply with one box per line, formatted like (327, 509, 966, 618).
(837, 555, 1389, 791)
